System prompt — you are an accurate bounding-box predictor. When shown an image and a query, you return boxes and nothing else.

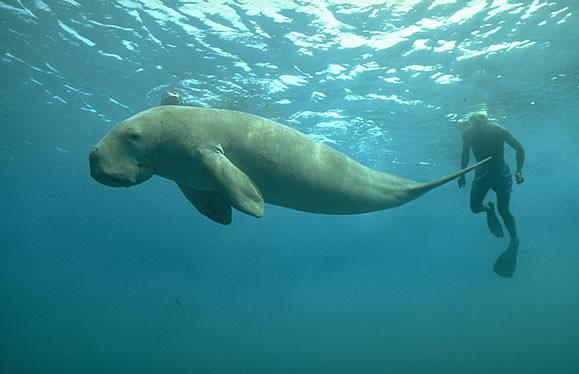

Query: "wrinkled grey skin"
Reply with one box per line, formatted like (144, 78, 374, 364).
(89, 106, 488, 225)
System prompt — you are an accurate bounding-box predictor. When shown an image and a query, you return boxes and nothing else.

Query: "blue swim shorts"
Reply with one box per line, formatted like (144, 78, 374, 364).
(472, 162, 513, 194)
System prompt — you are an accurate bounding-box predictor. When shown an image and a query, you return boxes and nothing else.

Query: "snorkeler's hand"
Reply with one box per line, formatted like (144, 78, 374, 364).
(515, 171, 524, 184)
(458, 175, 466, 188)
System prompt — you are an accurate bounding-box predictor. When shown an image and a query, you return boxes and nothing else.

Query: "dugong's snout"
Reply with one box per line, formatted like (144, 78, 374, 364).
(89, 145, 144, 187)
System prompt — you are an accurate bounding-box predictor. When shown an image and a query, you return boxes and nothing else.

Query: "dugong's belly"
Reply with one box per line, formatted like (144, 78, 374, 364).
(225, 133, 408, 215)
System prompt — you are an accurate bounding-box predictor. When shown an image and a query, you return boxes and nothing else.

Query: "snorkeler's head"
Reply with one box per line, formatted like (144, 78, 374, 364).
(466, 112, 488, 127)
(160, 91, 182, 106)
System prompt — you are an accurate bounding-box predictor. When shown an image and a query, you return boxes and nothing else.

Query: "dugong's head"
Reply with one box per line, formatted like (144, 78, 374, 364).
(89, 111, 159, 187)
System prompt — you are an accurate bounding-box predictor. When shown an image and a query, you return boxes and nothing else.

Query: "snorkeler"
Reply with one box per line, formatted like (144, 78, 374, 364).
(457, 112, 525, 277)
(160, 91, 182, 106)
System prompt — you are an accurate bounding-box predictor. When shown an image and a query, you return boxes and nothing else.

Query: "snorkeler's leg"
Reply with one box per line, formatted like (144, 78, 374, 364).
(471, 181, 503, 237)
(497, 191, 519, 248)
(470, 180, 489, 213)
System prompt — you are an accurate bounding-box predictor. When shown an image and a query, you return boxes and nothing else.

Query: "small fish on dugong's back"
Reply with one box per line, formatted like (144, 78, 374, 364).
(89, 106, 489, 225)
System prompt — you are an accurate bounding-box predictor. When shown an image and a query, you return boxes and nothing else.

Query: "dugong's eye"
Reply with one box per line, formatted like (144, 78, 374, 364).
(129, 132, 141, 141)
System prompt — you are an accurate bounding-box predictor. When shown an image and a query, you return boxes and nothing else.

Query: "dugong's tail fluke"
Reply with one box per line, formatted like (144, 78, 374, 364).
(408, 156, 491, 198)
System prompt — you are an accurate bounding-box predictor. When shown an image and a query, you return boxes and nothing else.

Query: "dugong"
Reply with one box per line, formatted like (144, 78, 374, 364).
(89, 106, 488, 225)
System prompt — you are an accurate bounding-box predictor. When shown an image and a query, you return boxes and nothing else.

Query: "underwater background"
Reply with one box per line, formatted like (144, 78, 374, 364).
(1, 1, 578, 373)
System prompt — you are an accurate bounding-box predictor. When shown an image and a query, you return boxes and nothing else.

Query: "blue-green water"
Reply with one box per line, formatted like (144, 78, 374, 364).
(1, 1, 578, 373)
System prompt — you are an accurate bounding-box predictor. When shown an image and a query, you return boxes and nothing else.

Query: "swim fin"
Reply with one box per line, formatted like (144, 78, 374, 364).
(493, 238, 519, 278)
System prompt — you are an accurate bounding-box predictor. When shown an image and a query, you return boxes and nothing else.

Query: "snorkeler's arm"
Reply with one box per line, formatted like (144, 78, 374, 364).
(460, 128, 473, 168)
(503, 129, 525, 183)
(458, 131, 471, 188)
(503, 130, 524, 172)
(460, 134, 471, 169)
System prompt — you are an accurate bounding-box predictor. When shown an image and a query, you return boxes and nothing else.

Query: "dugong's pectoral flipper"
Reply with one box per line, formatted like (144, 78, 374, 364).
(177, 184, 232, 225)
(197, 145, 264, 218)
